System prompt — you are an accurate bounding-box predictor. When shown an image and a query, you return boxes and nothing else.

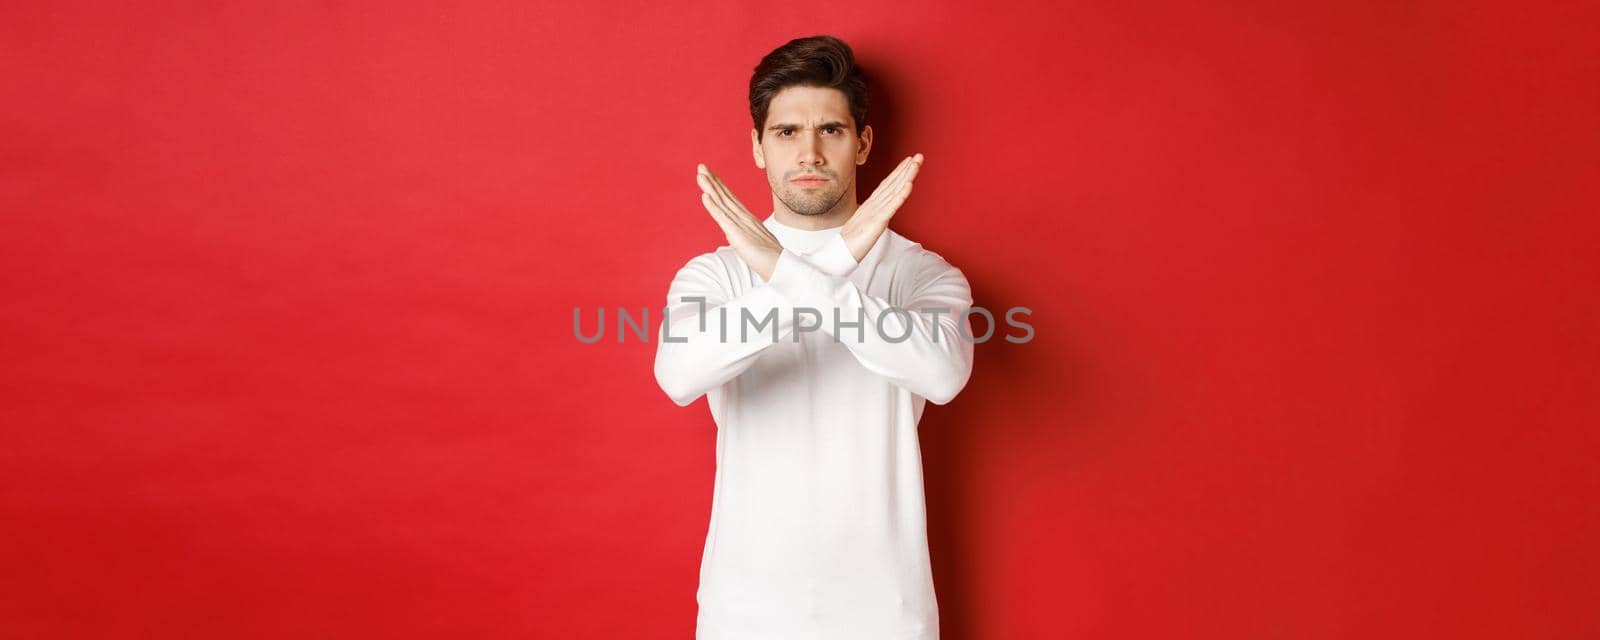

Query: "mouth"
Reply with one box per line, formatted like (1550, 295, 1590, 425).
(791, 176, 830, 187)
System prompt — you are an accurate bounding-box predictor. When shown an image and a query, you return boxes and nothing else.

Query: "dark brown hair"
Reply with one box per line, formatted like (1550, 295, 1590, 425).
(749, 35, 870, 142)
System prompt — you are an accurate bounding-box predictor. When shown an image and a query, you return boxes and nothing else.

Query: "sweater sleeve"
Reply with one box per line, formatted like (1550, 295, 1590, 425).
(763, 240, 976, 405)
(802, 231, 862, 278)
(653, 252, 803, 407)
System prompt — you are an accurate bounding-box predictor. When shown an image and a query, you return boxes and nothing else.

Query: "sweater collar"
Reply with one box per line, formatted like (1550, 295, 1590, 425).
(762, 213, 844, 253)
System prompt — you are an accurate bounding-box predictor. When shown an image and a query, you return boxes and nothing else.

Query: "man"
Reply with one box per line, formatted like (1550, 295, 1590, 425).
(654, 34, 974, 640)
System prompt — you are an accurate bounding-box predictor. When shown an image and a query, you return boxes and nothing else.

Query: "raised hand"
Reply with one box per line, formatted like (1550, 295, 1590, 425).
(839, 153, 923, 262)
(696, 163, 783, 281)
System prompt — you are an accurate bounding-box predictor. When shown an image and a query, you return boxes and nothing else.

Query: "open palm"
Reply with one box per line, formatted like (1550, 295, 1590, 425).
(839, 153, 923, 262)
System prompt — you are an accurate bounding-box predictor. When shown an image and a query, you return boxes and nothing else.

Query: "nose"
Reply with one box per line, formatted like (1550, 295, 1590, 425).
(798, 132, 824, 168)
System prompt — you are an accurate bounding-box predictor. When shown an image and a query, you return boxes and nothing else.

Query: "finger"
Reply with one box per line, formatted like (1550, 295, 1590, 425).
(857, 161, 904, 210)
(877, 156, 914, 192)
(881, 153, 924, 196)
(698, 165, 779, 249)
(704, 192, 779, 252)
(707, 180, 775, 244)
(696, 172, 724, 208)
(700, 181, 742, 228)
(697, 164, 733, 211)
(697, 167, 745, 223)
(864, 154, 919, 208)
(874, 164, 919, 220)
(703, 167, 753, 219)
(704, 172, 742, 219)
(700, 192, 732, 230)
(702, 184, 756, 237)
(704, 180, 759, 243)
(894, 179, 913, 206)
(870, 179, 914, 225)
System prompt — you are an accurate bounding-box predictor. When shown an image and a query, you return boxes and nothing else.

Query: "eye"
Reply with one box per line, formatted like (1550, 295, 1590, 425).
(823, 126, 840, 134)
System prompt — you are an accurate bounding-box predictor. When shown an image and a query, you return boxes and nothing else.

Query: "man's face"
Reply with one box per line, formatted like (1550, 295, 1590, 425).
(751, 85, 873, 217)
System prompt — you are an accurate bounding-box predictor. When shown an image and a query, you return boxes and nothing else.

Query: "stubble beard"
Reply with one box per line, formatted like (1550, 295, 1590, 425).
(773, 172, 852, 217)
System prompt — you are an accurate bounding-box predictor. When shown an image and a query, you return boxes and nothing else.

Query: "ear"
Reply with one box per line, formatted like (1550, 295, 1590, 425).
(751, 129, 766, 170)
(856, 124, 874, 165)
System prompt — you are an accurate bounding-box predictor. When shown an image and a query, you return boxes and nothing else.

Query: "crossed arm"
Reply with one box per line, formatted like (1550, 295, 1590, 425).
(653, 156, 975, 407)
(652, 237, 974, 407)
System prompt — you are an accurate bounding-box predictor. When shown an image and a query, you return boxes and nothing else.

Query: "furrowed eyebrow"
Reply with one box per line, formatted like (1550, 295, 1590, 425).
(768, 121, 851, 131)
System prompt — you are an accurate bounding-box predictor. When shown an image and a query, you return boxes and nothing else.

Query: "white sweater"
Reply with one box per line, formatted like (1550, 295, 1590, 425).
(654, 214, 975, 640)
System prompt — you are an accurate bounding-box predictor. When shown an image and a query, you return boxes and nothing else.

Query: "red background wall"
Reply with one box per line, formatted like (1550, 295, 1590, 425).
(3, 1, 1596, 637)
